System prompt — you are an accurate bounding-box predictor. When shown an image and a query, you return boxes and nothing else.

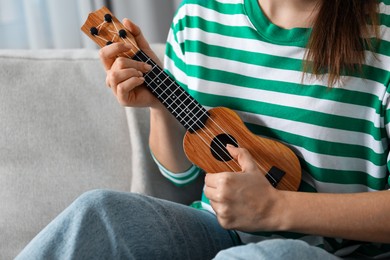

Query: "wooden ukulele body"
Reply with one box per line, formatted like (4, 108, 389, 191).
(81, 6, 302, 192)
(183, 107, 301, 191)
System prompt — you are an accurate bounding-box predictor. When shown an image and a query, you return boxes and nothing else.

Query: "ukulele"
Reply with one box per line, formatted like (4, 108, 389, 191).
(81, 7, 301, 191)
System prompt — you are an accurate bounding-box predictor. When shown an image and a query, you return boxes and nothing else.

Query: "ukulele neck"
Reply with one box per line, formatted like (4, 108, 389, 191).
(132, 50, 208, 133)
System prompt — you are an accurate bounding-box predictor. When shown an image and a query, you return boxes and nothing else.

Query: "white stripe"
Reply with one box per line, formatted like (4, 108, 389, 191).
(164, 56, 188, 86)
(235, 110, 386, 155)
(364, 49, 390, 74)
(192, 75, 384, 131)
(385, 120, 390, 137)
(202, 106, 387, 178)
(295, 145, 387, 179)
(165, 28, 185, 63)
(383, 91, 390, 107)
(159, 163, 200, 178)
(173, 4, 249, 27)
(177, 27, 390, 89)
(158, 166, 200, 185)
(378, 23, 390, 43)
(308, 176, 379, 192)
(180, 27, 306, 61)
(172, 1, 390, 74)
(379, 2, 390, 16)
(185, 51, 386, 98)
(151, 150, 202, 183)
(216, 0, 242, 4)
(151, 151, 200, 178)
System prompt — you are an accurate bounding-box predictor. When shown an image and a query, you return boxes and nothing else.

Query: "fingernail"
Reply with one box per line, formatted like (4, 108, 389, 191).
(226, 144, 235, 148)
(144, 64, 152, 71)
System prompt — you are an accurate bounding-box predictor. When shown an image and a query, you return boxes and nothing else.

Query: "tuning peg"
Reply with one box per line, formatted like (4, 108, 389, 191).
(118, 29, 127, 38)
(104, 14, 112, 23)
(90, 27, 98, 36)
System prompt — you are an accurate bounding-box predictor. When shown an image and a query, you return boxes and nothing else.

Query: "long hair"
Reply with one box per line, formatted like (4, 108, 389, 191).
(304, 0, 379, 86)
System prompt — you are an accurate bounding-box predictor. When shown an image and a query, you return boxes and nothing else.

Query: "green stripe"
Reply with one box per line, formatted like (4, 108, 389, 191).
(381, 0, 390, 5)
(184, 41, 386, 110)
(175, 15, 309, 48)
(164, 42, 188, 91)
(189, 90, 386, 142)
(245, 123, 387, 166)
(174, 16, 260, 43)
(160, 165, 201, 181)
(304, 164, 387, 190)
(186, 40, 304, 72)
(298, 180, 317, 192)
(386, 108, 390, 125)
(167, 1, 390, 257)
(244, 0, 311, 45)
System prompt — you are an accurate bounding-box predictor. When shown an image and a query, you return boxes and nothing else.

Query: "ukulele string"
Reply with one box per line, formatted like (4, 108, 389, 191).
(120, 33, 270, 174)
(96, 16, 268, 174)
(93, 22, 239, 172)
(134, 50, 268, 174)
(141, 63, 244, 172)
(142, 66, 269, 174)
(106, 21, 243, 172)
(142, 61, 269, 175)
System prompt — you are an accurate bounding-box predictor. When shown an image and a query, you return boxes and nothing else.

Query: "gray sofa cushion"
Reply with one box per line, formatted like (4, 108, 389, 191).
(0, 46, 203, 260)
(0, 49, 134, 259)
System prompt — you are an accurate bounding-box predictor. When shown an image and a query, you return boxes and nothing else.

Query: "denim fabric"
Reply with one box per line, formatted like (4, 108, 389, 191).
(16, 189, 340, 260)
(214, 239, 340, 260)
(16, 189, 236, 260)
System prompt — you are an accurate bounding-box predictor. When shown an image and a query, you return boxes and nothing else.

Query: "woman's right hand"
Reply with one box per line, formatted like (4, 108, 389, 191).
(99, 18, 162, 108)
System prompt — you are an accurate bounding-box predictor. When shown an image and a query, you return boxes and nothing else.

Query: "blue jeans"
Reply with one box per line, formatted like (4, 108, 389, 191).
(16, 189, 339, 260)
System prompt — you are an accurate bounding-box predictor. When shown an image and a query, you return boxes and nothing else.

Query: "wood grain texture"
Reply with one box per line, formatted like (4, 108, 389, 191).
(81, 6, 138, 58)
(184, 107, 301, 191)
(82, 7, 302, 192)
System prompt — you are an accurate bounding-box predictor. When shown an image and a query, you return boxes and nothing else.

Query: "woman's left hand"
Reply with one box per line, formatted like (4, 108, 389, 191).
(204, 145, 285, 232)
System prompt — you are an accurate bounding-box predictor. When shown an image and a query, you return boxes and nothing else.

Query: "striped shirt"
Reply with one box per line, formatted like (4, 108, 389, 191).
(154, 0, 390, 257)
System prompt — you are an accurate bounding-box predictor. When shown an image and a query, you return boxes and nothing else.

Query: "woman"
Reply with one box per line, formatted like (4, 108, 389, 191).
(17, 0, 390, 259)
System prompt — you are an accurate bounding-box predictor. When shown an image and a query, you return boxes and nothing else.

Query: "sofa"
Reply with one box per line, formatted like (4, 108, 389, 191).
(0, 44, 203, 259)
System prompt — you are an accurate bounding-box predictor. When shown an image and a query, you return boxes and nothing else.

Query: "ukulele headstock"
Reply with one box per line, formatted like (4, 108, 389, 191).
(81, 6, 139, 58)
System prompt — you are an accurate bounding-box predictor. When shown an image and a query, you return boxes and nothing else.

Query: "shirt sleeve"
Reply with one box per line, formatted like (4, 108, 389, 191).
(150, 150, 202, 187)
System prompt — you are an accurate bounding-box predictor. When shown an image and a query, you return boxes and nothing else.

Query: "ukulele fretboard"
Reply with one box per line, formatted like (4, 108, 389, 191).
(133, 50, 209, 132)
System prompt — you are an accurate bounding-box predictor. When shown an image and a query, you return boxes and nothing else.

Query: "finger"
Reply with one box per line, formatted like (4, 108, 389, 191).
(99, 43, 132, 71)
(111, 57, 152, 73)
(116, 77, 145, 104)
(107, 68, 143, 88)
(226, 145, 258, 173)
(122, 19, 151, 50)
(203, 185, 219, 202)
(204, 173, 220, 189)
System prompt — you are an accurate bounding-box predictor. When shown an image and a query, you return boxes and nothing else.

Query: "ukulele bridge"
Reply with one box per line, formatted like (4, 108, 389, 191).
(265, 166, 286, 188)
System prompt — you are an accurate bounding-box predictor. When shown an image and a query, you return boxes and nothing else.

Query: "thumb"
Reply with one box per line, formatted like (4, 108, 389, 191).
(122, 18, 151, 51)
(226, 144, 259, 173)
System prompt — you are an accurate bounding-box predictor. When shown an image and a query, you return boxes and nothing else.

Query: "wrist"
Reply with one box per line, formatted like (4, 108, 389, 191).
(264, 189, 293, 232)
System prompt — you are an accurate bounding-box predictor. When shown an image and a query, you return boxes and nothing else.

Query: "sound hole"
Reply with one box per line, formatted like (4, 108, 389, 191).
(210, 134, 238, 162)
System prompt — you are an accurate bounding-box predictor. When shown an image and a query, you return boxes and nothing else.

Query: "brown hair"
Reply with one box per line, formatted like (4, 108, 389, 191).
(305, 0, 380, 86)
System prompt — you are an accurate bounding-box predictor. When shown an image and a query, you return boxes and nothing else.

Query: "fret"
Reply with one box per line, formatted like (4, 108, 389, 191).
(176, 97, 199, 123)
(183, 109, 207, 129)
(133, 50, 209, 132)
(160, 86, 183, 108)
